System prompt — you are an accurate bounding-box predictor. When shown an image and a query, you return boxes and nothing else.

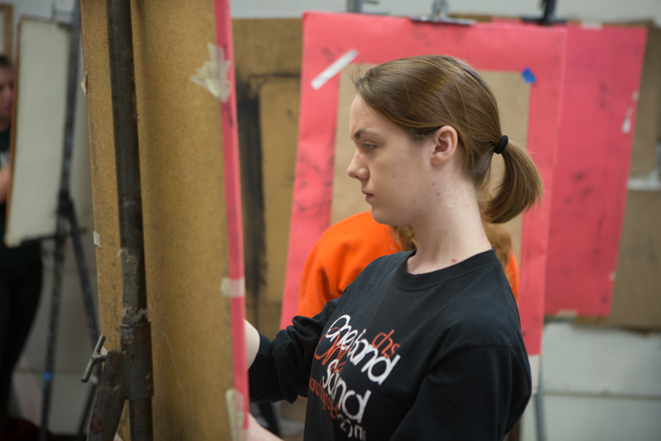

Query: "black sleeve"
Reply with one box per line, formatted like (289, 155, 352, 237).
(249, 297, 340, 403)
(390, 346, 531, 441)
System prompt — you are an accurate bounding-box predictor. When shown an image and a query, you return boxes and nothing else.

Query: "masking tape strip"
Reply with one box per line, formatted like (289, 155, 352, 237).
(580, 21, 602, 29)
(226, 388, 245, 441)
(221, 277, 246, 298)
(311, 49, 359, 90)
(529, 354, 540, 395)
(93, 231, 101, 247)
(555, 309, 579, 319)
(621, 106, 633, 134)
(81, 71, 88, 96)
(190, 42, 232, 102)
(628, 175, 661, 191)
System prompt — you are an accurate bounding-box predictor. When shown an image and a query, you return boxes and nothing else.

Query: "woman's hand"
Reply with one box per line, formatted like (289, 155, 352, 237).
(245, 413, 283, 441)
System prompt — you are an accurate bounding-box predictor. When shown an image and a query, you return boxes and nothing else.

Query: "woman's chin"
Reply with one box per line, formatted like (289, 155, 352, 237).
(370, 209, 393, 226)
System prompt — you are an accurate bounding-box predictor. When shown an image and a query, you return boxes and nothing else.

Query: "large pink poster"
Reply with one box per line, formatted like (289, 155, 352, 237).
(281, 11, 567, 357)
(544, 25, 646, 317)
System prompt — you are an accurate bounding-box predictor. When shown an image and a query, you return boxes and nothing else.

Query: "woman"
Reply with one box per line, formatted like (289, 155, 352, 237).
(245, 55, 541, 440)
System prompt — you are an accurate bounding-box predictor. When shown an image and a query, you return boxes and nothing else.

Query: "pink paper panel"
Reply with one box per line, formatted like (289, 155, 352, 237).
(282, 11, 567, 356)
(545, 25, 647, 317)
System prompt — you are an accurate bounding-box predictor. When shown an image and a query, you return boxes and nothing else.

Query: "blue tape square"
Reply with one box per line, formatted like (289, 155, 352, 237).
(521, 67, 536, 84)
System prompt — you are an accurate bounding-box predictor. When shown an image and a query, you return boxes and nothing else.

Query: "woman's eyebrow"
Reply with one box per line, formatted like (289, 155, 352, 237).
(352, 128, 378, 140)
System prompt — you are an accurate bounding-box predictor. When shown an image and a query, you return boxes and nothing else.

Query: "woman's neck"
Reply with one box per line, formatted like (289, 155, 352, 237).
(406, 181, 491, 275)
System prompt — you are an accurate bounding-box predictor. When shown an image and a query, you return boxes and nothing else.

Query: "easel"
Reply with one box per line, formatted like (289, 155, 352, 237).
(35, 3, 100, 440)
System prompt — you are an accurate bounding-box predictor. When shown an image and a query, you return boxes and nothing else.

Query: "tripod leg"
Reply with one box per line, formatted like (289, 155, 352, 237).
(76, 374, 99, 441)
(66, 199, 101, 439)
(39, 216, 68, 441)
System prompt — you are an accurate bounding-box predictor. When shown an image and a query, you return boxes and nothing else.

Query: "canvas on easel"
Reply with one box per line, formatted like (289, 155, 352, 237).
(5, 18, 69, 247)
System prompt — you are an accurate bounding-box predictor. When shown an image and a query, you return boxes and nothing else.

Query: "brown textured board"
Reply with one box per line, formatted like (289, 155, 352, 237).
(259, 78, 300, 306)
(80, 0, 234, 438)
(610, 191, 661, 329)
(233, 18, 302, 81)
(331, 66, 529, 265)
(630, 25, 661, 176)
(331, 65, 372, 225)
(233, 18, 302, 338)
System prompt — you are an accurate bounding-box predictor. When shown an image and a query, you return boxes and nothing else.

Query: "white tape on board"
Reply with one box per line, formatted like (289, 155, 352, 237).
(190, 43, 232, 102)
(529, 354, 540, 394)
(311, 49, 359, 90)
(221, 277, 246, 298)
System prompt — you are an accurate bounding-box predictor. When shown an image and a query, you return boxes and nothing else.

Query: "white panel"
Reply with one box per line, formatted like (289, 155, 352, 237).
(521, 323, 661, 441)
(523, 394, 661, 441)
(542, 323, 661, 398)
(5, 18, 70, 246)
(70, 40, 94, 232)
(12, 369, 92, 433)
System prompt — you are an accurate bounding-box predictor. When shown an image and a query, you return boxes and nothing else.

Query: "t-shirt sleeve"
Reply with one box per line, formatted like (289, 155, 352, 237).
(390, 346, 531, 441)
(249, 298, 341, 403)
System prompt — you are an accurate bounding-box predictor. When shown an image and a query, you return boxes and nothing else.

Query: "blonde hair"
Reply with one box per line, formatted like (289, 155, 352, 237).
(355, 55, 542, 223)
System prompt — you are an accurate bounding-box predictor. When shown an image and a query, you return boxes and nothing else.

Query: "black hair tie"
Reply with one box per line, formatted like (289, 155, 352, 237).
(495, 135, 508, 155)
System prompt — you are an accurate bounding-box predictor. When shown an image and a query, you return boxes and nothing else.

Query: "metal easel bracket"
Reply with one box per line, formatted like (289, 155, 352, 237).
(410, 1, 476, 26)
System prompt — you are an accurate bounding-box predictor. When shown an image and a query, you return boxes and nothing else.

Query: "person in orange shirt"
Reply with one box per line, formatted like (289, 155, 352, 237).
(298, 211, 519, 318)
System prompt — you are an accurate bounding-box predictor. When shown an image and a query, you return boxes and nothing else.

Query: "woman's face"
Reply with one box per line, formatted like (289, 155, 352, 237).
(347, 95, 432, 226)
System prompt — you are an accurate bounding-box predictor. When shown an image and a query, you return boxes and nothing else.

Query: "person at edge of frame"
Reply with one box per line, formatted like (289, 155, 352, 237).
(0, 55, 44, 437)
(244, 55, 540, 440)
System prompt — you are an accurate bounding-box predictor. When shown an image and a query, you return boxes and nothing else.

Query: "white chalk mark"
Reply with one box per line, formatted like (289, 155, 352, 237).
(162, 328, 188, 406)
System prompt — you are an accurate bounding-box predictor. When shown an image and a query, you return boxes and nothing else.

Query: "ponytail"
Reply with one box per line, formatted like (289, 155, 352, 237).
(482, 139, 543, 224)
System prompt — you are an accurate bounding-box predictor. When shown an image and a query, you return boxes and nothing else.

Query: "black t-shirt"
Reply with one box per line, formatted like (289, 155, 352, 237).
(0, 128, 41, 266)
(250, 250, 531, 440)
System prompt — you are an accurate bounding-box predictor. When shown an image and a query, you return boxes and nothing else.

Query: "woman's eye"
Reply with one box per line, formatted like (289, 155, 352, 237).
(363, 143, 375, 151)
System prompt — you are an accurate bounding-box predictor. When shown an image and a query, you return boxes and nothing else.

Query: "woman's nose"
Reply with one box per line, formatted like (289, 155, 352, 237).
(347, 150, 368, 180)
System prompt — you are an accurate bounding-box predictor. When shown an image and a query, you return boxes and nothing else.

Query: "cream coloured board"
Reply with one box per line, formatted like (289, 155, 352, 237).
(5, 18, 69, 246)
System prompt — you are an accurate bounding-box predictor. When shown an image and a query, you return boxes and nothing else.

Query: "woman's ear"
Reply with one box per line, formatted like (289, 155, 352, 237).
(429, 126, 458, 166)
